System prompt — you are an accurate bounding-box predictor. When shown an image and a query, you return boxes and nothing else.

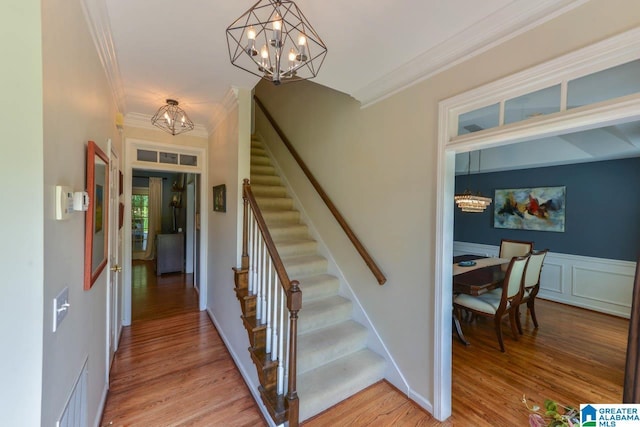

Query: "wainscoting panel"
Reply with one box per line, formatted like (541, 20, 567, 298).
(453, 241, 636, 318)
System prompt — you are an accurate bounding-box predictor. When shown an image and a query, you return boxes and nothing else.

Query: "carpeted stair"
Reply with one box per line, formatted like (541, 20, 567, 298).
(250, 136, 386, 421)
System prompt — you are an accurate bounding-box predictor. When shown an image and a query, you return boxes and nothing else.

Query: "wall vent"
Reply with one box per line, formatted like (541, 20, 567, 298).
(56, 359, 88, 427)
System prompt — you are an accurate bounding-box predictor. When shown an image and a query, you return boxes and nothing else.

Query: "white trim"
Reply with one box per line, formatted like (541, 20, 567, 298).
(354, 0, 589, 108)
(206, 308, 278, 427)
(122, 138, 208, 325)
(124, 112, 209, 139)
(207, 87, 242, 135)
(80, 0, 126, 113)
(435, 27, 640, 421)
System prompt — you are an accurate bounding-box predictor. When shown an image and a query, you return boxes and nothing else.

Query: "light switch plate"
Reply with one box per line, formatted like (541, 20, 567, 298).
(53, 287, 70, 332)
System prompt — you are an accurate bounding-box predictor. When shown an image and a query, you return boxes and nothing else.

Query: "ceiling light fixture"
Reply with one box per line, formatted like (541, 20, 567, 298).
(454, 151, 492, 213)
(151, 99, 194, 136)
(226, 0, 327, 85)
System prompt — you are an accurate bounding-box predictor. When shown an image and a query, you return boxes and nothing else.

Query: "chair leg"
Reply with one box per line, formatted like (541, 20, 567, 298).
(494, 317, 505, 352)
(515, 305, 523, 335)
(509, 310, 520, 341)
(528, 299, 539, 328)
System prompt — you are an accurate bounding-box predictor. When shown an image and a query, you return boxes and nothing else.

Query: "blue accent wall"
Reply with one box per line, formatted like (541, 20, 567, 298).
(454, 157, 640, 261)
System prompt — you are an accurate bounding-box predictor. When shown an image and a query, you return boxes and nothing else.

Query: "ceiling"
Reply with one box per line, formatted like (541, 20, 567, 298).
(83, 0, 587, 133)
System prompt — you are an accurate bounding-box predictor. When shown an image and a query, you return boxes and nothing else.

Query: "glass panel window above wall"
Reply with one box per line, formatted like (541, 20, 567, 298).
(457, 103, 500, 136)
(159, 152, 179, 164)
(137, 149, 157, 162)
(180, 154, 197, 166)
(568, 59, 640, 109)
(504, 85, 561, 125)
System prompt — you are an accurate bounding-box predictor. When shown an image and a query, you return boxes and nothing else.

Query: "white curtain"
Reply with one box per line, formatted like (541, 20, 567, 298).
(142, 177, 163, 260)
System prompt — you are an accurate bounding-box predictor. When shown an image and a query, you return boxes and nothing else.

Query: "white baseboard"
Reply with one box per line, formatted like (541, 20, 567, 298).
(205, 308, 278, 427)
(454, 241, 636, 318)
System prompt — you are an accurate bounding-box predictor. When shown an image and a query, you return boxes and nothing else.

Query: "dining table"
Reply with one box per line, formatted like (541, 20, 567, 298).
(452, 254, 511, 345)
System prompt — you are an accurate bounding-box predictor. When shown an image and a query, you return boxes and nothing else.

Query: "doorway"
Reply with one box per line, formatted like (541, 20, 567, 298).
(433, 28, 640, 420)
(122, 138, 208, 326)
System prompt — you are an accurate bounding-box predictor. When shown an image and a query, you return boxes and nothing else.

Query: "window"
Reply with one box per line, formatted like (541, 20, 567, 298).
(131, 189, 149, 252)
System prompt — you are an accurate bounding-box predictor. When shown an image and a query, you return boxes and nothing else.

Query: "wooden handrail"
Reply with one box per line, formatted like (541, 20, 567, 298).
(253, 96, 387, 285)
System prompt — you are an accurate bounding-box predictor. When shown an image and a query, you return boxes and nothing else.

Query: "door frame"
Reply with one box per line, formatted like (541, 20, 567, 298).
(433, 27, 640, 420)
(106, 141, 122, 375)
(122, 138, 208, 326)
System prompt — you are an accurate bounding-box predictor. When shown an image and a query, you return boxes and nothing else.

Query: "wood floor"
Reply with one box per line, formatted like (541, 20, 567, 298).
(101, 260, 628, 426)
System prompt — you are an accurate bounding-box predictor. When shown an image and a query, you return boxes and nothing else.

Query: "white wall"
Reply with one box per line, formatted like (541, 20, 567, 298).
(205, 88, 273, 418)
(41, 0, 121, 425)
(254, 0, 640, 411)
(0, 2, 44, 425)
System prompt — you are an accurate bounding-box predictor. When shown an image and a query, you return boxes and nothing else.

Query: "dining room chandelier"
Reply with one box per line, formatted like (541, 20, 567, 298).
(151, 99, 194, 136)
(226, 0, 327, 85)
(454, 151, 492, 213)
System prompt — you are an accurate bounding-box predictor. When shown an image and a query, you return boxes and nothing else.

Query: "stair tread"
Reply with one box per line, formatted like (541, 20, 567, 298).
(298, 320, 368, 374)
(298, 295, 352, 333)
(297, 349, 385, 421)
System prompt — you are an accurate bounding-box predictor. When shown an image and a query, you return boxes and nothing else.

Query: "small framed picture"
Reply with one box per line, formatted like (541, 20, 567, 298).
(213, 184, 226, 212)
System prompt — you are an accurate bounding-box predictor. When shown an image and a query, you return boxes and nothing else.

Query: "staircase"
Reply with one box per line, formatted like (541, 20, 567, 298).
(248, 136, 386, 422)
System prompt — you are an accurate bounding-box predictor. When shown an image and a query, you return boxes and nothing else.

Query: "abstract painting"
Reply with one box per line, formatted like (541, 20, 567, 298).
(494, 186, 565, 232)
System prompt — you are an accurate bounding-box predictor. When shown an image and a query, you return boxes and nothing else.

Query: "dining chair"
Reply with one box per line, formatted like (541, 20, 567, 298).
(515, 249, 548, 334)
(499, 238, 534, 259)
(453, 255, 529, 352)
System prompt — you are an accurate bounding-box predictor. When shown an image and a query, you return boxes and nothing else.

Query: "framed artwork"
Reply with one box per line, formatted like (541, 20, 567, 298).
(494, 186, 566, 232)
(213, 184, 226, 212)
(84, 140, 109, 290)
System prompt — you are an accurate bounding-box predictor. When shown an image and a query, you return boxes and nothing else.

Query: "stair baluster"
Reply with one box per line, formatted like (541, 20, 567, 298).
(235, 179, 300, 426)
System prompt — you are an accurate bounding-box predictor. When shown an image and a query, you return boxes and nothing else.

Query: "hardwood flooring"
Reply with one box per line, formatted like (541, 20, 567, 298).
(102, 260, 628, 426)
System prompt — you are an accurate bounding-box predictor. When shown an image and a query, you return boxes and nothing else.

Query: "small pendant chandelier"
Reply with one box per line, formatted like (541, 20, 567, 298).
(226, 0, 327, 85)
(151, 99, 194, 136)
(454, 151, 492, 213)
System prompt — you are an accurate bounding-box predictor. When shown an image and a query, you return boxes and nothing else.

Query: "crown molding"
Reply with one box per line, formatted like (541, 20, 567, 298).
(207, 87, 241, 135)
(353, 0, 589, 108)
(80, 0, 127, 113)
(125, 112, 209, 139)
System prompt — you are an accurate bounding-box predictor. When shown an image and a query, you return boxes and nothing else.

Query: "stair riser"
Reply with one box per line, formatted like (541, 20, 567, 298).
(284, 259, 328, 278)
(270, 226, 309, 241)
(263, 210, 301, 224)
(252, 186, 288, 198)
(275, 241, 318, 258)
(250, 351, 278, 391)
(298, 301, 352, 334)
(235, 292, 256, 317)
(242, 316, 267, 350)
(250, 175, 282, 186)
(256, 198, 294, 210)
(298, 328, 368, 374)
(251, 156, 271, 166)
(252, 165, 276, 175)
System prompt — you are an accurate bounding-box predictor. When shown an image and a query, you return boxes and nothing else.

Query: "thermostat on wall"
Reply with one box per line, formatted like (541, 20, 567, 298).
(55, 186, 74, 220)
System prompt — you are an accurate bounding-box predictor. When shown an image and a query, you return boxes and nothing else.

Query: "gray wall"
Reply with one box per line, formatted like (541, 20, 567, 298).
(454, 157, 640, 261)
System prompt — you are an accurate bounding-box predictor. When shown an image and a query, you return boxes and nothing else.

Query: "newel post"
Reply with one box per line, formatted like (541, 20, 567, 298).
(241, 179, 250, 270)
(286, 280, 302, 427)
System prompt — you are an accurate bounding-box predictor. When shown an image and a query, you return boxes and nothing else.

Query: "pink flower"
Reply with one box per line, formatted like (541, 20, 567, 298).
(528, 413, 546, 427)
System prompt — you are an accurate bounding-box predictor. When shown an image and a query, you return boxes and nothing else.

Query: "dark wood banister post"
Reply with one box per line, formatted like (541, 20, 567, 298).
(253, 95, 387, 285)
(241, 179, 250, 270)
(286, 280, 302, 427)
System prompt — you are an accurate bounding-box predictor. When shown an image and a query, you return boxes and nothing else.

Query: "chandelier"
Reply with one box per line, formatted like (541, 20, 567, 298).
(454, 151, 492, 213)
(151, 99, 194, 136)
(226, 0, 327, 85)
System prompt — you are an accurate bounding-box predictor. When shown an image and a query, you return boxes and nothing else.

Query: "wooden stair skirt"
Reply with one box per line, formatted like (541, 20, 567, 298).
(234, 267, 295, 425)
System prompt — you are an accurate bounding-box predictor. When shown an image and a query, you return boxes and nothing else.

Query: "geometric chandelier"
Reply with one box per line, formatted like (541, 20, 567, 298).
(454, 151, 492, 213)
(151, 99, 194, 136)
(226, 0, 327, 85)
